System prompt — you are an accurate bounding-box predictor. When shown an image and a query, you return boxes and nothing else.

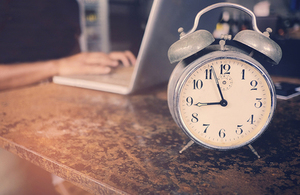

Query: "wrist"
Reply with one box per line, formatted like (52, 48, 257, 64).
(49, 58, 62, 76)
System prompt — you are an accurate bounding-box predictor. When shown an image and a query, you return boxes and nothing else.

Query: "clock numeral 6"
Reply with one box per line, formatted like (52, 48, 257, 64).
(219, 129, 226, 138)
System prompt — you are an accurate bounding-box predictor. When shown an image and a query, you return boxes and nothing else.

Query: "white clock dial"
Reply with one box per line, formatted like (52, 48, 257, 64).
(177, 55, 275, 150)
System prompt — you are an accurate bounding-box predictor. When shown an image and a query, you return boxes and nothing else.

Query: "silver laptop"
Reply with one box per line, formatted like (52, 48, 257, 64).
(53, 0, 220, 94)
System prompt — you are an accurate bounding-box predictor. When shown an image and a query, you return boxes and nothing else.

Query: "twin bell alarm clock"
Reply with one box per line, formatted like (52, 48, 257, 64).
(167, 2, 282, 156)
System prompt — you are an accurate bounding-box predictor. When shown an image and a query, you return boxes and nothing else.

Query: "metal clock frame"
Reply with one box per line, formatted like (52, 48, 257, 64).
(168, 50, 276, 150)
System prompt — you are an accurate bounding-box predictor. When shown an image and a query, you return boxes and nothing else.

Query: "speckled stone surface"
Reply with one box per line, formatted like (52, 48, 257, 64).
(0, 80, 300, 195)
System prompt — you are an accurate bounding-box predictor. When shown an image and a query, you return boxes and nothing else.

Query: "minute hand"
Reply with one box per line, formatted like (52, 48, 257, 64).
(211, 66, 228, 107)
(211, 66, 224, 100)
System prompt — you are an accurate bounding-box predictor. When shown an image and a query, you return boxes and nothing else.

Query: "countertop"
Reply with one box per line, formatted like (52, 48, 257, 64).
(0, 78, 300, 194)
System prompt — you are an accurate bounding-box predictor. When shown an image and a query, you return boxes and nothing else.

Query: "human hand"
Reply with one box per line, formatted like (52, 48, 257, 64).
(56, 50, 136, 76)
(108, 50, 136, 67)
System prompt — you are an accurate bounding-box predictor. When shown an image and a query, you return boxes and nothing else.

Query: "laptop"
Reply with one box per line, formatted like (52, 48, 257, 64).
(53, 0, 220, 94)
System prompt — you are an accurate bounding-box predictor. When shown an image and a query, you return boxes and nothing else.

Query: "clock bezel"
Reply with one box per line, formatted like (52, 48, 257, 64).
(169, 50, 276, 150)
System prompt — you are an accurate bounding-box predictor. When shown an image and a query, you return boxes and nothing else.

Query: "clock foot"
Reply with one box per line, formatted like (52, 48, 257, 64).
(248, 144, 261, 159)
(179, 140, 194, 153)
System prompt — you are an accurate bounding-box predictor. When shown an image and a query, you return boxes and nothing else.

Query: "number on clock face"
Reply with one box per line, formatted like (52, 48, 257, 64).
(178, 58, 273, 149)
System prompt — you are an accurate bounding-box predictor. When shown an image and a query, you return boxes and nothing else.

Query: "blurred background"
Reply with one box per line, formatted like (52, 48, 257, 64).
(91, 0, 299, 78)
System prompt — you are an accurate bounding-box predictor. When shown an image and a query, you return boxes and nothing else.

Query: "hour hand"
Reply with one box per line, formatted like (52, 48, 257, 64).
(194, 102, 221, 107)
(194, 100, 227, 107)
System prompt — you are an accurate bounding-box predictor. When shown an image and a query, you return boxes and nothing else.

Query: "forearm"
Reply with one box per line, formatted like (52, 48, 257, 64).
(0, 51, 136, 91)
(0, 60, 59, 91)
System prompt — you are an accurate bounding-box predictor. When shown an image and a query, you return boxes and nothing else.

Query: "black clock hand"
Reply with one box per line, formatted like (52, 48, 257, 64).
(211, 66, 228, 107)
(211, 66, 224, 100)
(194, 102, 222, 107)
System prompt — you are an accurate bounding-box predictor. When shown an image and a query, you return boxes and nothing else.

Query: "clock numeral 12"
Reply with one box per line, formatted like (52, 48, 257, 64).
(220, 64, 231, 74)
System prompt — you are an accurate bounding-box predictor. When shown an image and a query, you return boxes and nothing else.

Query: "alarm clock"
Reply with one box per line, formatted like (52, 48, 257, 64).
(167, 3, 282, 156)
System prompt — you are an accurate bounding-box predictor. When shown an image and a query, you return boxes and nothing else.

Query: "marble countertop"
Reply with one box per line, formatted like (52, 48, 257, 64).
(0, 80, 300, 194)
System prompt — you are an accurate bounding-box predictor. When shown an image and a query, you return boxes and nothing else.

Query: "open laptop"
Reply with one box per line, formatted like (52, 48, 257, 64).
(53, 0, 220, 95)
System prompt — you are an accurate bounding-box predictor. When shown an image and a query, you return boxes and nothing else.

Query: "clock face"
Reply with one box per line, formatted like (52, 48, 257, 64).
(177, 55, 275, 150)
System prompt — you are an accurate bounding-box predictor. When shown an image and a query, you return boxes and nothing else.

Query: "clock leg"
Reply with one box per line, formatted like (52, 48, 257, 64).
(179, 140, 194, 153)
(248, 144, 261, 159)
